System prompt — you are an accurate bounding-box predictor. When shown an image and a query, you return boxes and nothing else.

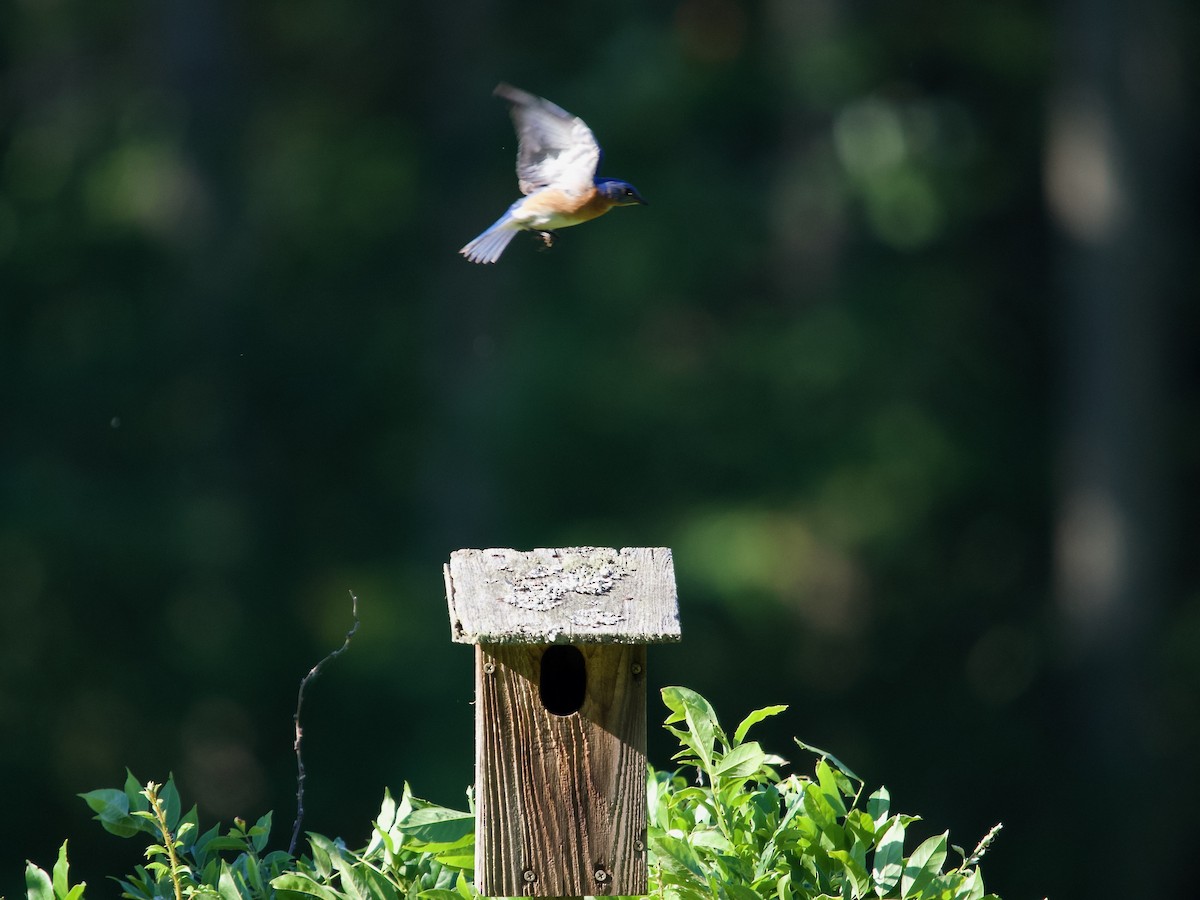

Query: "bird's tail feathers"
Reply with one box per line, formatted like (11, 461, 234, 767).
(460, 216, 521, 264)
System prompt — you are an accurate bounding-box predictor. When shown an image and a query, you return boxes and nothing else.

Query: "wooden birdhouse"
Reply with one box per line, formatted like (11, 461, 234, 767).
(444, 547, 680, 897)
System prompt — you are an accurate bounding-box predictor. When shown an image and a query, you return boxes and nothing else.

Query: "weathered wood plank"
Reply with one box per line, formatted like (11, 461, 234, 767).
(475, 642, 648, 897)
(446, 547, 680, 644)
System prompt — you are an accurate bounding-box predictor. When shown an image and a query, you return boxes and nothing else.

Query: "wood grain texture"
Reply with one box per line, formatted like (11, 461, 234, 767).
(475, 642, 648, 897)
(446, 547, 680, 645)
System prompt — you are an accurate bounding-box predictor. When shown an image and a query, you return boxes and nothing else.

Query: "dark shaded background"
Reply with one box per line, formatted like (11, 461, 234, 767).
(3, 1, 1197, 898)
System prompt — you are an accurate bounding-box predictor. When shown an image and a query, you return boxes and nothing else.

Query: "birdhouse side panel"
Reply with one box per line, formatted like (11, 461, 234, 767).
(474, 643, 647, 897)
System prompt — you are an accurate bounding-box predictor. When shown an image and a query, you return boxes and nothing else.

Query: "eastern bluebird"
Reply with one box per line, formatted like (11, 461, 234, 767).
(460, 84, 646, 264)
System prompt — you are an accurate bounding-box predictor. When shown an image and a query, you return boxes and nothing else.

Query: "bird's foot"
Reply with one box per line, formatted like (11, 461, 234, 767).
(532, 230, 557, 251)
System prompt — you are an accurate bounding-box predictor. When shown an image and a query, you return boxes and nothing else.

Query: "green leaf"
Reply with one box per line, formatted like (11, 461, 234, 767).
(754, 790, 806, 880)
(80, 788, 128, 818)
(79, 787, 144, 838)
(398, 805, 474, 847)
(867, 787, 890, 828)
(192, 821, 223, 868)
(329, 851, 367, 900)
(368, 819, 395, 859)
(357, 863, 402, 900)
(308, 833, 335, 880)
(218, 860, 246, 900)
(872, 818, 905, 896)
(271, 872, 348, 900)
(25, 860, 54, 900)
(915, 873, 961, 900)
(123, 770, 145, 811)
(204, 835, 258, 853)
(733, 705, 788, 746)
(243, 847, 269, 894)
(159, 776, 182, 831)
(845, 809, 877, 847)
(956, 868, 986, 900)
(649, 831, 705, 877)
(662, 686, 721, 773)
(901, 831, 947, 897)
(396, 783, 416, 821)
(249, 810, 273, 853)
(802, 782, 839, 839)
(178, 805, 202, 855)
(816, 760, 849, 819)
(434, 850, 475, 869)
(723, 882, 763, 900)
(51, 840, 71, 899)
(377, 788, 398, 832)
(647, 769, 667, 830)
(713, 742, 766, 779)
(690, 827, 732, 852)
(829, 848, 872, 897)
(795, 738, 863, 785)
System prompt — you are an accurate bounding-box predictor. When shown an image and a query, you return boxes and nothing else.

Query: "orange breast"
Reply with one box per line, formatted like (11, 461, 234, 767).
(572, 191, 616, 222)
(520, 188, 614, 227)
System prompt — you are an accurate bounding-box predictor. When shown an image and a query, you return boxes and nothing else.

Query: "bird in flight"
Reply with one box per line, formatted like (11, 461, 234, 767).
(460, 84, 647, 264)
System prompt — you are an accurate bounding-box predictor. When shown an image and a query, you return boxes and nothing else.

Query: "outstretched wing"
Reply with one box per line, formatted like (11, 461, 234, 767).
(494, 83, 601, 197)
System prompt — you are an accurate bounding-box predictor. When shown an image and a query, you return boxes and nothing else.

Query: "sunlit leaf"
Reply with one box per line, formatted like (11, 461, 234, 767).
(308, 833, 335, 880)
(795, 739, 863, 784)
(662, 686, 721, 773)
(271, 872, 347, 900)
(816, 760, 849, 819)
(872, 818, 905, 896)
(398, 805, 474, 847)
(733, 705, 788, 746)
(830, 847, 872, 897)
(377, 788, 398, 832)
(901, 831, 947, 897)
(867, 787, 890, 829)
(217, 860, 245, 900)
(714, 742, 766, 779)
(25, 860, 53, 900)
(51, 840, 73, 898)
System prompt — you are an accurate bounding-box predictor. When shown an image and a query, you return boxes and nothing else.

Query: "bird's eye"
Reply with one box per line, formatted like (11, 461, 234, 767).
(624, 188, 634, 196)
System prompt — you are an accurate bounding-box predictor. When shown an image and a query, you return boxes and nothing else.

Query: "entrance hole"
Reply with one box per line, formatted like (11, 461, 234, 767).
(540, 645, 586, 716)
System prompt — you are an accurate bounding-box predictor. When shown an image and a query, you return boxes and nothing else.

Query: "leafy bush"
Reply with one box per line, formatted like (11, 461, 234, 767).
(24, 687, 1003, 900)
(650, 687, 1001, 900)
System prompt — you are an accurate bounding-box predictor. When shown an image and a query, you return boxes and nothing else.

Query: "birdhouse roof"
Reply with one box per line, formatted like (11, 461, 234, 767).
(445, 546, 681, 644)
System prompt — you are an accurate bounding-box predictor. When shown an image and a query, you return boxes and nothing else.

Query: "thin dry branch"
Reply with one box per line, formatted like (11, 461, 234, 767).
(288, 590, 360, 855)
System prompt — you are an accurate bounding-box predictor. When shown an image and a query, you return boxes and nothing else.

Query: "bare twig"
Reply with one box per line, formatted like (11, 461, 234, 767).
(288, 590, 360, 855)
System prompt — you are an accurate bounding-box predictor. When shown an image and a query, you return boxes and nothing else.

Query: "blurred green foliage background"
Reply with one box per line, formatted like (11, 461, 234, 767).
(3, 1, 1198, 898)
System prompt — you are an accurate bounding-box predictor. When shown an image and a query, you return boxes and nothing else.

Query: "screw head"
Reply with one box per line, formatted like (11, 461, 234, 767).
(634, 839, 645, 852)
(594, 868, 608, 883)
(631, 663, 643, 676)
(483, 661, 496, 674)
(522, 869, 536, 884)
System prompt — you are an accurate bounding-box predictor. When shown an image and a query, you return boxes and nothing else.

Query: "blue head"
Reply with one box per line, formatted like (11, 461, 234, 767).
(595, 178, 647, 207)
